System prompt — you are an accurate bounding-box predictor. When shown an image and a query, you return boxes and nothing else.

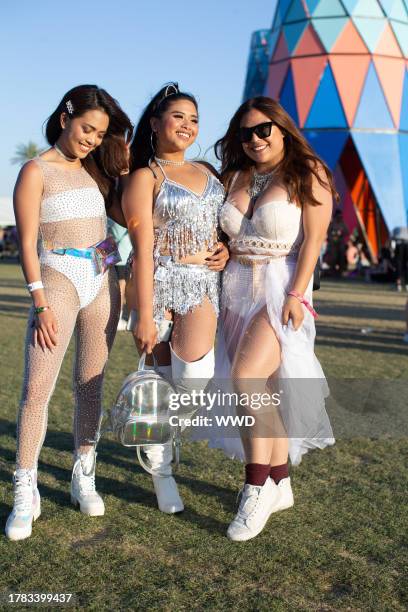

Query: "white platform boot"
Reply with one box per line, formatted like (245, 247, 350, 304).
(170, 344, 215, 401)
(71, 447, 105, 516)
(143, 363, 184, 514)
(5, 468, 41, 541)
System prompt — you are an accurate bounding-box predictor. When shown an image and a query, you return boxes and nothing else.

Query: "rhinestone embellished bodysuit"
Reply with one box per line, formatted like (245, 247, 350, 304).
(15, 157, 120, 470)
(150, 161, 225, 319)
(35, 158, 108, 308)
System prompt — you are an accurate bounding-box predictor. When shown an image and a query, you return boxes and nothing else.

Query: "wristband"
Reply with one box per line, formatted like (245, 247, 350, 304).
(287, 290, 318, 319)
(27, 281, 44, 292)
(34, 306, 50, 315)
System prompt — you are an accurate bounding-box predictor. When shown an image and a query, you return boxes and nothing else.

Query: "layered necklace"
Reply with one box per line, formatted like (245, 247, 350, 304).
(247, 167, 276, 201)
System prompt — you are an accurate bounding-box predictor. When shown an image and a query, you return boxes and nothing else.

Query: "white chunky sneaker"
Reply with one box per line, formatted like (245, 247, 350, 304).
(144, 444, 184, 514)
(270, 477, 294, 513)
(71, 449, 105, 516)
(227, 477, 280, 542)
(5, 469, 41, 541)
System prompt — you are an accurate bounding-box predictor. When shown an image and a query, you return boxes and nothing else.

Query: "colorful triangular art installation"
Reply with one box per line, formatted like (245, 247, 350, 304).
(330, 55, 371, 126)
(372, 57, 406, 127)
(353, 62, 394, 128)
(291, 56, 328, 126)
(399, 134, 408, 218)
(331, 19, 368, 53)
(265, 60, 289, 99)
(309, 0, 347, 17)
(283, 21, 309, 53)
(305, 63, 348, 128)
(348, 0, 384, 17)
(375, 22, 402, 57)
(303, 130, 349, 168)
(400, 69, 408, 131)
(390, 21, 408, 56)
(294, 23, 325, 56)
(379, 0, 408, 21)
(352, 17, 387, 52)
(352, 133, 406, 229)
(311, 17, 349, 52)
(279, 67, 299, 124)
(286, 0, 308, 22)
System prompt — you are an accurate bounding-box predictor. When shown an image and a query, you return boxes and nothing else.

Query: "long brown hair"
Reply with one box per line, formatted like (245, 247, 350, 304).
(214, 96, 338, 206)
(45, 85, 133, 209)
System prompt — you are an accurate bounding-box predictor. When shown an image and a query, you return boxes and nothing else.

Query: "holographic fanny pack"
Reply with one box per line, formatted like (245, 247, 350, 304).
(50, 235, 121, 273)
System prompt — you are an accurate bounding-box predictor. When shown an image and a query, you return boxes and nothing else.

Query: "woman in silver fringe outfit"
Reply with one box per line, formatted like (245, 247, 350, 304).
(123, 83, 228, 513)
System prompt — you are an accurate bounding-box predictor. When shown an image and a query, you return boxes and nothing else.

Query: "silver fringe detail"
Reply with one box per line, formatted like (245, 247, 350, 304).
(153, 257, 220, 320)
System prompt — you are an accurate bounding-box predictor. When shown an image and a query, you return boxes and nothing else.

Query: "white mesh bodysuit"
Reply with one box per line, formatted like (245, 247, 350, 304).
(16, 158, 120, 470)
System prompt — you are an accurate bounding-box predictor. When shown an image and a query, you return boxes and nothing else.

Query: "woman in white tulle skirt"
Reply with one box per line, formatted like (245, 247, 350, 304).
(209, 97, 337, 541)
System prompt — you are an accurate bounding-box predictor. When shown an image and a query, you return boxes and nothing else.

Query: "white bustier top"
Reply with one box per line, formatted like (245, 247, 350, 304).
(220, 198, 303, 258)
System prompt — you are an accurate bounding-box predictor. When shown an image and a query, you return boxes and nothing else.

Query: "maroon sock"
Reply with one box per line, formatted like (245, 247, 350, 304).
(245, 463, 271, 486)
(269, 463, 289, 484)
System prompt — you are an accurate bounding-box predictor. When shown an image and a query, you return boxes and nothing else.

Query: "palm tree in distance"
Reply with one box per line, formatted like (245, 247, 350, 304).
(11, 141, 41, 165)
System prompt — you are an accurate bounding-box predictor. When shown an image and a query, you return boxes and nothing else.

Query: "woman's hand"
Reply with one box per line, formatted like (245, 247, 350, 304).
(134, 316, 157, 355)
(282, 295, 304, 331)
(205, 242, 230, 271)
(33, 308, 58, 352)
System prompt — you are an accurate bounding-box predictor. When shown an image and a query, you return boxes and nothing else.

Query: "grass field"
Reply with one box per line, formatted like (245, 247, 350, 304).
(1, 263, 407, 611)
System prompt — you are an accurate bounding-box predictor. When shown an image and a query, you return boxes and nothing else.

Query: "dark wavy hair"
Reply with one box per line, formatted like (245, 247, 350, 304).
(130, 82, 198, 172)
(45, 85, 133, 208)
(214, 96, 338, 206)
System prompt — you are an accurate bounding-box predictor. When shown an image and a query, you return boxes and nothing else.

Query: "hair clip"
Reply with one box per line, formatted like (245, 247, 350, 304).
(66, 100, 74, 115)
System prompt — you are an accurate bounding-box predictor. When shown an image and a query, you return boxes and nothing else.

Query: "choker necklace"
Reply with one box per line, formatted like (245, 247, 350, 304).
(54, 144, 78, 163)
(155, 156, 185, 166)
(248, 168, 276, 200)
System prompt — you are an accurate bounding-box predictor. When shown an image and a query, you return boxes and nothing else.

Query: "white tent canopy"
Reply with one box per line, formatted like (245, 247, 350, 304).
(0, 197, 15, 226)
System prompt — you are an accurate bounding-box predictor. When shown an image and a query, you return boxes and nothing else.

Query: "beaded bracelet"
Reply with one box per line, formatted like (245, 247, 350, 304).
(287, 290, 318, 319)
(27, 281, 44, 292)
(34, 306, 50, 315)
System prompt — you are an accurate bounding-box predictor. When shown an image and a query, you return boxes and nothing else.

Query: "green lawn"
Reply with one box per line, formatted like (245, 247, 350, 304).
(0, 263, 407, 611)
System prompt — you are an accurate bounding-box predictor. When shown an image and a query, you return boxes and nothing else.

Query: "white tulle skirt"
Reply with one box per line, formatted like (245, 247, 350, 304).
(205, 256, 335, 465)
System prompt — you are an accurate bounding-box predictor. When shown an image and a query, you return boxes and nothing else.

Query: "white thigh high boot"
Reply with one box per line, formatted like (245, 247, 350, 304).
(170, 345, 215, 415)
(142, 363, 184, 514)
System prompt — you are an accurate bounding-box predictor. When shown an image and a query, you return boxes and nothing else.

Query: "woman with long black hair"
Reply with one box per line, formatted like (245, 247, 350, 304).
(212, 96, 336, 541)
(6, 85, 133, 541)
(123, 83, 228, 513)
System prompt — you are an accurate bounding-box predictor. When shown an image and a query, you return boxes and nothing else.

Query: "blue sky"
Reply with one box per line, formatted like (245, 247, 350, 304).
(0, 0, 276, 213)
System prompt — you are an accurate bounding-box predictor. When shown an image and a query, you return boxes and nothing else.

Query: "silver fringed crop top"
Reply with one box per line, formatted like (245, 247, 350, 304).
(152, 161, 225, 263)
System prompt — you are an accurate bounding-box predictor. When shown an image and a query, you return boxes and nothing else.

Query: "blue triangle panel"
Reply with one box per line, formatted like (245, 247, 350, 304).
(311, 17, 348, 51)
(351, 0, 384, 16)
(352, 133, 406, 230)
(352, 17, 386, 52)
(341, 0, 360, 12)
(399, 134, 408, 222)
(305, 64, 348, 128)
(279, 68, 299, 125)
(312, 0, 347, 16)
(400, 70, 408, 131)
(273, 0, 293, 28)
(391, 21, 408, 56)
(303, 130, 349, 169)
(354, 63, 394, 129)
(283, 21, 309, 52)
(379, 0, 408, 19)
(286, 0, 308, 22)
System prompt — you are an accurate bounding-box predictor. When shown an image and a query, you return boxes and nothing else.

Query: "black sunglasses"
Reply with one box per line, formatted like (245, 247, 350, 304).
(238, 121, 274, 143)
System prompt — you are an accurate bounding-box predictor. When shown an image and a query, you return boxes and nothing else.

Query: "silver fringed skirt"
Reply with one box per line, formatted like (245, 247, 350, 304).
(153, 256, 220, 321)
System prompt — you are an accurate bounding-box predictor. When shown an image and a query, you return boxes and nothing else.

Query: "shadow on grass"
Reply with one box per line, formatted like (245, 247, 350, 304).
(0, 419, 232, 535)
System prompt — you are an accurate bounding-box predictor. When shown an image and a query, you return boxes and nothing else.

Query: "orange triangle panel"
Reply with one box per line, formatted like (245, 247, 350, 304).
(294, 24, 325, 57)
(272, 32, 290, 61)
(373, 57, 406, 126)
(291, 56, 327, 127)
(330, 55, 371, 126)
(331, 19, 368, 54)
(375, 23, 402, 58)
(265, 61, 290, 100)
